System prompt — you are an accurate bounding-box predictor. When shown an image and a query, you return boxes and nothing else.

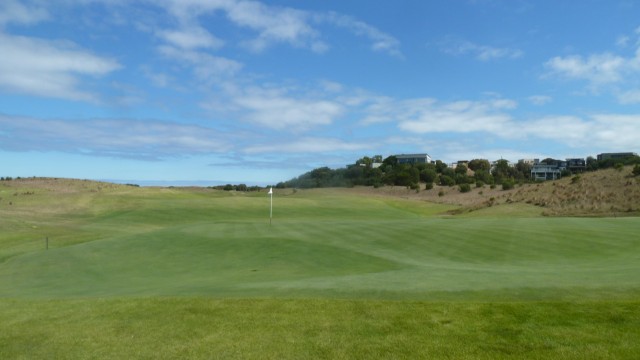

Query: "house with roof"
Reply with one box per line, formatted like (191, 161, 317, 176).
(531, 164, 562, 181)
(395, 153, 432, 165)
(597, 152, 639, 161)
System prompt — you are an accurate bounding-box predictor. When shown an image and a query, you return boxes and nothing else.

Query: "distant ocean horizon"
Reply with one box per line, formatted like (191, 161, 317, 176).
(103, 179, 271, 187)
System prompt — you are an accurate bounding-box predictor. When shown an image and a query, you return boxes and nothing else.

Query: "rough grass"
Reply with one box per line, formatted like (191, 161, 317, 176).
(1, 178, 640, 359)
(1, 298, 639, 359)
(349, 166, 640, 217)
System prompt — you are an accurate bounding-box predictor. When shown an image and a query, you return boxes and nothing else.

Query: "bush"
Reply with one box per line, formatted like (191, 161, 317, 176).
(438, 190, 445, 197)
(439, 175, 455, 187)
(615, 163, 624, 172)
(490, 184, 496, 189)
(633, 164, 640, 176)
(502, 180, 515, 190)
(571, 175, 581, 184)
(409, 182, 420, 192)
(425, 182, 433, 190)
(476, 180, 484, 188)
(459, 183, 471, 193)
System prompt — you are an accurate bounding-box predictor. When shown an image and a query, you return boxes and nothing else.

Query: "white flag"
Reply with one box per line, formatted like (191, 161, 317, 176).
(268, 187, 273, 194)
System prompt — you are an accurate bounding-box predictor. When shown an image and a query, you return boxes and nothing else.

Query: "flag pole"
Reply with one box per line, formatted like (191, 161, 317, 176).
(268, 187, 273, 225)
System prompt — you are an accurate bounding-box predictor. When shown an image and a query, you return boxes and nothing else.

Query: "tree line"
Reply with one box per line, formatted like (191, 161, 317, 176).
(277, 154, 640, 191)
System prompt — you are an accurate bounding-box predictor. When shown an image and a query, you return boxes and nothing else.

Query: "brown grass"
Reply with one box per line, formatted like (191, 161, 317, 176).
(3, 168, 639, 217)
(348, 166, 640, 217)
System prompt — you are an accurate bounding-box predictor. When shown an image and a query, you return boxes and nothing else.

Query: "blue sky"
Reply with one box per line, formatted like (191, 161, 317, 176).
(1, 0, 639, 185)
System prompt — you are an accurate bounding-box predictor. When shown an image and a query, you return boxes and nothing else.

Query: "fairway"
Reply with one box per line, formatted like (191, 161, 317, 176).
(1, 180, 640, 358)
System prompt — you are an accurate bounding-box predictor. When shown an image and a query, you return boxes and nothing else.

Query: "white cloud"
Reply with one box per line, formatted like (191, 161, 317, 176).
(544, 26, 640, 89)
(545, 53, 628, 84)
(160, 0, 396, 55)
(157, 26, 224, 49)
(528, 95, 552, 106)
(244, 137, 370, 154)
(233, 88, 344, 131)
(0, 0, 49, 26)
(0, 32, 120, 101)
(161, 0, 326, 53)
(589, 114, 640, 149)
(0, 115, 230, 159)
(443, 39, 523, 61)
(616, 35, 630, 48)
(522, 114, 640, 151)
(617, 89, 640, 104)
(319, 12, 402, 57)
(228, 1, 326, 52)
(158, 45, 242, 80)
(363, 97, 517, 135)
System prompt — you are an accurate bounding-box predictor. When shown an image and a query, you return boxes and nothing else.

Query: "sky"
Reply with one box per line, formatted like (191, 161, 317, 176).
(1, 0, 639, 185)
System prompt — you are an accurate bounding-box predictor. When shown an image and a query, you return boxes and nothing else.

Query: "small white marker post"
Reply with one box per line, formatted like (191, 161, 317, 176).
(268, 187, 273, 225)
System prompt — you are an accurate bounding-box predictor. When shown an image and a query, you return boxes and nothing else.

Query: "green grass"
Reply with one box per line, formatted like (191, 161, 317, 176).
(2, 298, 639, 359)
(1, 180, 639, 358)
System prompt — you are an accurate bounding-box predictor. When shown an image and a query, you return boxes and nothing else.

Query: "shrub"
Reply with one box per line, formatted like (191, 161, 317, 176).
(459, 183, 471, 193)
(490, 184, 496, 189)
(633, 164, 640, 176)
(502, 180, 515, 190)
(475, 180, 484, 188)
(615, 163, 624, 172)
(439, 175, 455, 187)
(425, 182, 433, 190)
(571, 175, 581, 184)
(438, 190, 445, 197)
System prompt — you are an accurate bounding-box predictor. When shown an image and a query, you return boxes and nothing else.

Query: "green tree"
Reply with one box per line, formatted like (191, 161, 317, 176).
(382, 155, 398, 168)
(474, 169, 493, 184)
(420, 169, 438, 184)
(395, 165, 419, 187)
(439, 175, 455, 186)
(468, 159, 490, 172)
(455, 164, 468, 175)
(586, 156, 599, 171)
(502, 179, 515, 190)
(459, 183, 471, 193)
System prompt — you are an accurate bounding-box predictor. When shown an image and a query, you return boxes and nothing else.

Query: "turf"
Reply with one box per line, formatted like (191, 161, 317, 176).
(1, 179, 639, 358)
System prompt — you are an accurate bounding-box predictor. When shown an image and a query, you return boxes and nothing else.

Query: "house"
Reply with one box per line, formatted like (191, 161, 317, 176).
(531, 164, 561, 181)
(597, 152, 639, 161)
(566, 158, 586, 172)
(395, 153, 432, 165)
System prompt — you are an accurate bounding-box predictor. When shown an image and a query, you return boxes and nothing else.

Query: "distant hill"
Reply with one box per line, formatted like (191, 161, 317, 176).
(2, 167, 639, 218)
(348, 166, 640, 217)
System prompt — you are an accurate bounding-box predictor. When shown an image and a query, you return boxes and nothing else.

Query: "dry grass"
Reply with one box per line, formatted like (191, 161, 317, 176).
(3, 168, 638, 218)
(349, 166, 640, 217)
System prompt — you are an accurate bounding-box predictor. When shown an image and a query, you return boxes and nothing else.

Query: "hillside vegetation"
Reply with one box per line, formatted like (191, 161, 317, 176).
(350, 166, 640, 217)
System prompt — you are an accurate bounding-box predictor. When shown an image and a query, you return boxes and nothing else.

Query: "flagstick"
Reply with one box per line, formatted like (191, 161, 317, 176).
(269, 187, 273, 225)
